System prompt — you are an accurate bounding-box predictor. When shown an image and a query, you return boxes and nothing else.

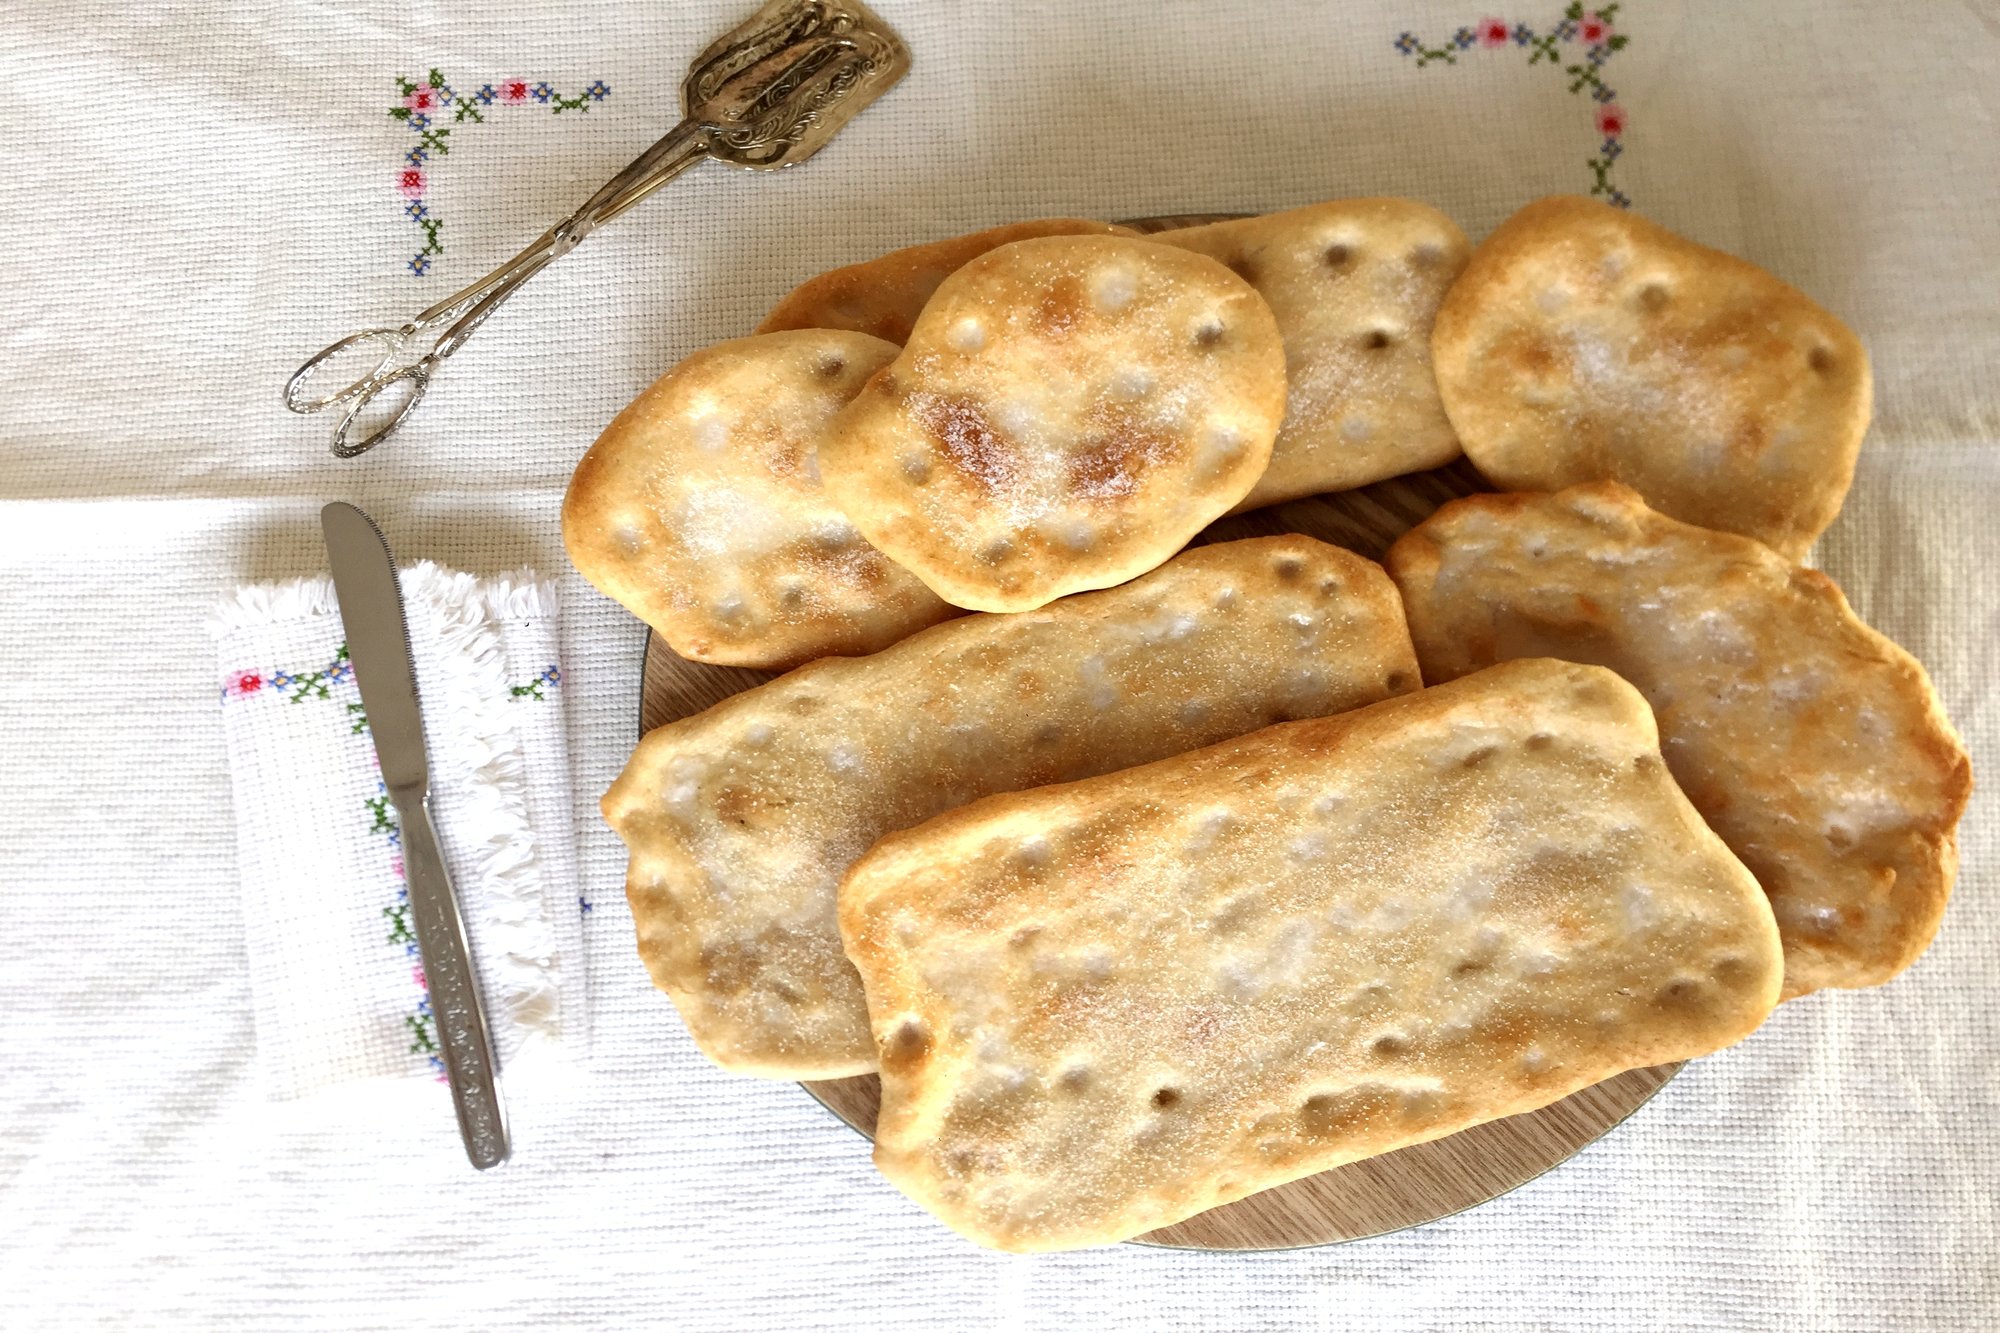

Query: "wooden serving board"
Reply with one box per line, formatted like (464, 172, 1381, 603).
(632, 214, 1682, 1251)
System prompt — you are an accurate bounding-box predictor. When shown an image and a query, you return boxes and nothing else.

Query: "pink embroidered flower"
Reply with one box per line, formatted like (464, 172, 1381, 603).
(413, 965, 428, 990)
(226, 670, 263, 696)
(398, 167, 426, 199)
(499, 79, 530, 104)
(1580, 12, 1610, 43)
(1478, 18, 1509, 48)
(1596, 103, 1627, 137)
(391, 855, 406, 879)
(403, 83, 441, 115)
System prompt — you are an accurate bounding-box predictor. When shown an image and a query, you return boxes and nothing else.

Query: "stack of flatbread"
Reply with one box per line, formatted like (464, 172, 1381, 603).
(565, 196, 1972, 1252)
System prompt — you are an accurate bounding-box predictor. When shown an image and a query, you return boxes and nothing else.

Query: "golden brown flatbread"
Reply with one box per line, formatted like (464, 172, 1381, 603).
(602, 536, 1419, 1077)
(818, 235, 1286, 611)
(842, 658, 1782, 1251)
(1432, 196, 1871, 559)
(1386, 482, 1971, 996)
(1155, 198, 1469, 508)
(562, 330, 955, 669)
(756, 218, 1136, 345)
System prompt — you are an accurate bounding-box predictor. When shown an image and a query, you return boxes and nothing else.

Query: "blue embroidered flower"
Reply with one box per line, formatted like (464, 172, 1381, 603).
(1607, 189, 1632, 209)
(474, 83, 497, 106)
(1395, 32, 1419, 56)
(586, 80, 610, 102)
(1451, 26, 1477, 49)
(532, 81, 555, 103)
(1602, 137, 1624, 161)
(1512, 24, 1536, 46)
(1587, 44, 1609, 69)
(404, 145, 427, 166)
(404, 200, 429, 221)
(1592, 84, 1617, 103)
(408, 112, 431, 133)
(1555, 19, 1579, 40)
(408, 254, 431, 277)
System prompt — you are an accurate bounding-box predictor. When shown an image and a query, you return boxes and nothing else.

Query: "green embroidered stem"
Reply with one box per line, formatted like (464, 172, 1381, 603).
(405, 1012, 439, 1055)
(365, 794, 394, 835)
(384, 900, 416, 947)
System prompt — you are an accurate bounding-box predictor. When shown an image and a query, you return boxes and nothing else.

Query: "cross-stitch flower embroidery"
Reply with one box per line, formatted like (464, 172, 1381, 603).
(1395, 4, 1634, 206)
(388, 67, 612, 274)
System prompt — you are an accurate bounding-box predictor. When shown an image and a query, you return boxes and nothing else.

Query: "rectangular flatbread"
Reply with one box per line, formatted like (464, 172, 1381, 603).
(604, 536, 1420, 1077)
(840, 659, 1783, 1251)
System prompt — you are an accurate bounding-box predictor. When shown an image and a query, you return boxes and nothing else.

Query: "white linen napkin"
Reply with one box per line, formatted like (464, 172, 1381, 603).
(212, 562, 587, 1101)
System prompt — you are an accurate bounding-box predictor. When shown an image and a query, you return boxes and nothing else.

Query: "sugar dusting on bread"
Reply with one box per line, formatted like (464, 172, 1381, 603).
(1432, 196, 1871, 559)
(816, 235, 1286, 612)
(841, 659, 1782, 1251)
(1386, 482, 1972, 997)
(604, 537, 1421, 1078)
(562, 330, 956, 669)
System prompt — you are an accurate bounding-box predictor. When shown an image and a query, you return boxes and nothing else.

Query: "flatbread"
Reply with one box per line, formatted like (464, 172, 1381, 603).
(841, 658, 1781, 1252)
(562, 330, 955, 670)
(1386, 482, 1972, 996)
(1155, 198, 1469, 508)
(756, 218, 1136, 346)
(602, 536, 1419, 1077)
(1432, 196, 1872, 559)
(817, 234, 1287, 612)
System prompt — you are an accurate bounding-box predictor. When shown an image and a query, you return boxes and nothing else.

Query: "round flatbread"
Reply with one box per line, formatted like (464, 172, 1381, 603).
(562, 330, 955, 669)
(818, 234, 1287, 612)
(1432, 196, 1871, 559)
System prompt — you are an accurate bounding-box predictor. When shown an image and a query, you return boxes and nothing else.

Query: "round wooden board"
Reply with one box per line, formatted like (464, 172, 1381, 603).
(631, 213, 1683, 1251)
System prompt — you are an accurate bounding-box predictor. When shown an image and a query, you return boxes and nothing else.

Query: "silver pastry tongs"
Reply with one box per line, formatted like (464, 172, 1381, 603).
(283, 0, 909, 458)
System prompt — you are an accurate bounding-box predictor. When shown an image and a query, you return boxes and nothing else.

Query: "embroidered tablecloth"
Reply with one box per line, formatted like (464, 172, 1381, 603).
(2, 3, 1996, 1329)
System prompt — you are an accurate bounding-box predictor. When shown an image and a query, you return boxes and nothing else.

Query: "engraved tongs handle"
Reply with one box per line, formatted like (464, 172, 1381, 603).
(283, 0, 911, 459)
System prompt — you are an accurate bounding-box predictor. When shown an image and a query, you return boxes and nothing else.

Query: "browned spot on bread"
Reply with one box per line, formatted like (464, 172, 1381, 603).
(1033, 275, 1087, 337)
(913, 395, 1016, 492)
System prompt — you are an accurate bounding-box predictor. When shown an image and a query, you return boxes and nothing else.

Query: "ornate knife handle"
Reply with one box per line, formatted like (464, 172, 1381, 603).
(394, 791, 509, 1170)
(282, 0, 909, 458)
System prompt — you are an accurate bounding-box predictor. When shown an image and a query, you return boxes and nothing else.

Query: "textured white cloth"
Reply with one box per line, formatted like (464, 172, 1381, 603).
(1, 2, 1997, 1330)
(212, 563, 584, 1100)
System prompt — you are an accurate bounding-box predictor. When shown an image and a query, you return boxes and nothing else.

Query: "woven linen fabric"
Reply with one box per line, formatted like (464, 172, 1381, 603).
(212, 563, 585, 1100)
(0, 2, 1996, 1330)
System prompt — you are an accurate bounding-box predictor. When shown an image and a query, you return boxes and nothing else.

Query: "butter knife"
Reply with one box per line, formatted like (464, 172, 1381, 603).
(321, 502, 509, 1170)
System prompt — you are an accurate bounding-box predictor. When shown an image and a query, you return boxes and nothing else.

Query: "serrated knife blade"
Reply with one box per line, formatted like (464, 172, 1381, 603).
(321, 501, 509, 1170)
